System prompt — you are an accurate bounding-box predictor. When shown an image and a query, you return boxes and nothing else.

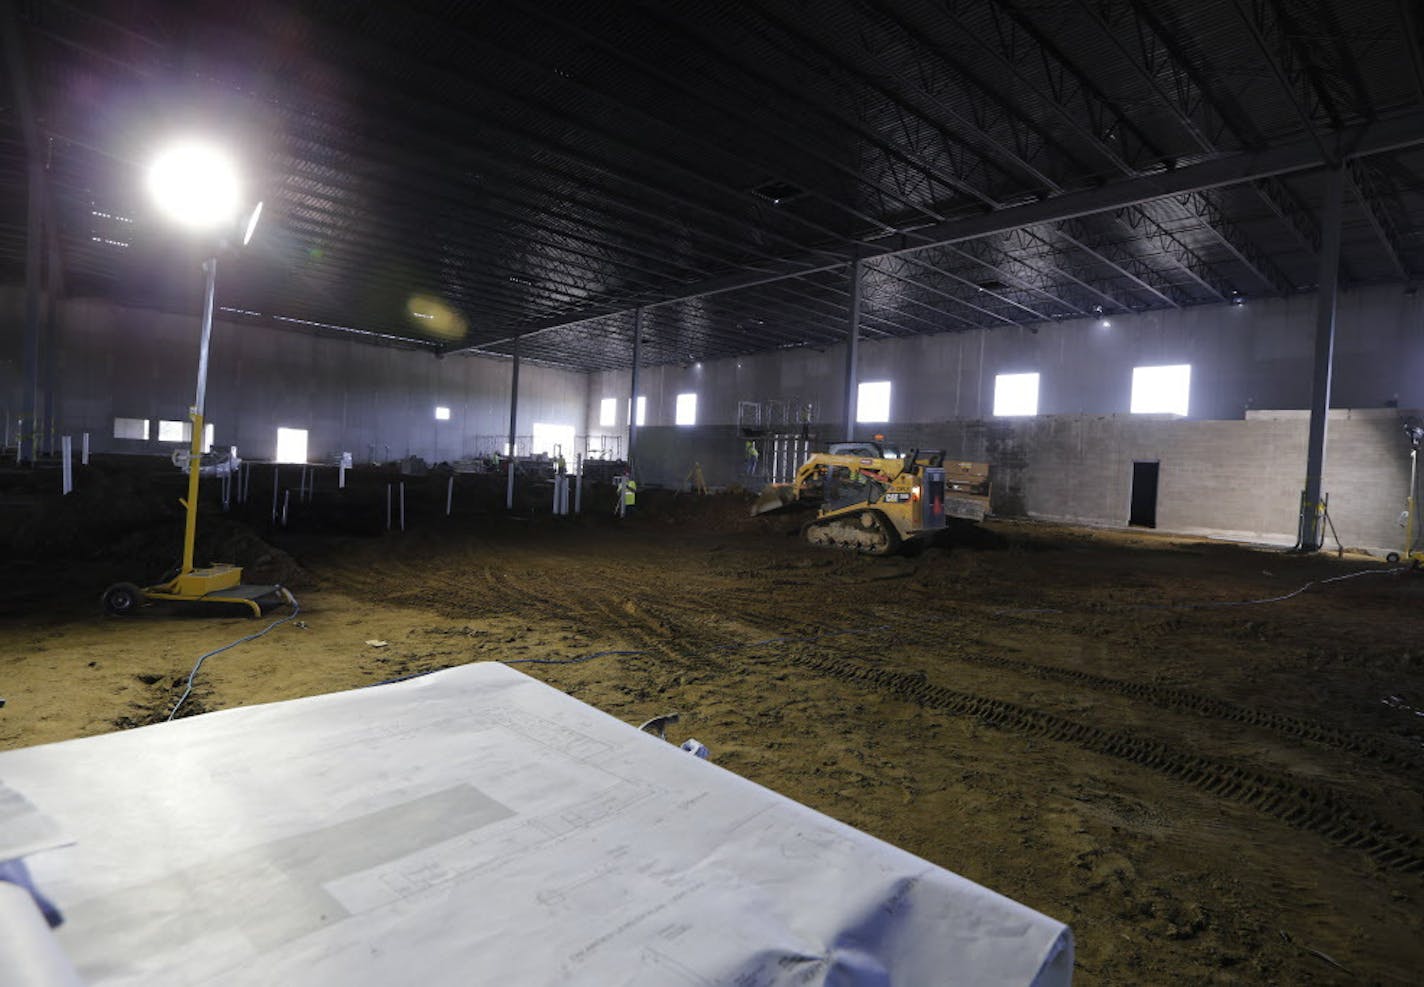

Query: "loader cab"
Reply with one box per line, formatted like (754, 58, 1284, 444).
(826, 442, 946, 469)
(828, 441, 900, 459)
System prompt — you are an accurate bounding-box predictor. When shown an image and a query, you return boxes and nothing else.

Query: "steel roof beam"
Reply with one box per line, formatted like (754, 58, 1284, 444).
(1230, 0, 1412, 278)
(1112, 206, 1232, 301)
(865, 257, 1024, 327)
(935, 0, 1243, 313)
(1170, 191, 1296, 295)
(1228, 0, 1338, 156)
(1051, 221, 1188, 308)
(856, 266, 988, 332)
(1068, 0, 1305, 294)
(885, 252, 1051, 323)
(740, 281, 907, 339)
(276, 142, 731, 287)
(934, 240, 1089, 317)
(1402, 0, 1424, 106)
(858, 0, 1094, 192)
(718, 4, 1013, 211)
(947, 0, 1167, 174)
(1345, 162, 1411, 280)
(270, 102, 819, 280)
(353, 4, 869, 250)
(997, 228, 1143, 314)
(503, 0, 948, 232)
(282, 10, 850, 263)
(276, 187, 685, 311)
(451, 109, 1424, 352)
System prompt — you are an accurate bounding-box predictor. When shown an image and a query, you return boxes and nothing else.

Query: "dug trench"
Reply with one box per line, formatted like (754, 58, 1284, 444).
(2, 462, 1423, 984)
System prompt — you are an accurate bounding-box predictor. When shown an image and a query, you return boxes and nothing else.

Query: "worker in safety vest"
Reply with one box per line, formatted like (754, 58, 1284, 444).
(555, 453, 567, 475)
(744, 439, 760, 474)
(616, 475, 637, 517)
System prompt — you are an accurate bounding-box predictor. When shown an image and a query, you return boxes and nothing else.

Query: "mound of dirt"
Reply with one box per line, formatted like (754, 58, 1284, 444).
(635, 488, 806, 534)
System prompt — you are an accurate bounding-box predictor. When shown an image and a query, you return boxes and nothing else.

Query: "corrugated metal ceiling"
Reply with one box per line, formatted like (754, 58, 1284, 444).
(1, 0, 1422, 370)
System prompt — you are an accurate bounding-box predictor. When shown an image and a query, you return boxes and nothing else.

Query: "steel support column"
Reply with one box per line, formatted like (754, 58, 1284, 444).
(506, 335, 520, 510)
(1298, 167, 1346, 551)
(18, 155, 41, 463)
(843, 260, 862, 442)
(4, 5, 41, 464)
(628, 308, 642, 472)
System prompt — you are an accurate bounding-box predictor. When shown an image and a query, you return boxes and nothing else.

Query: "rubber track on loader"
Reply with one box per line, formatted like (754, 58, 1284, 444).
(802, 509, 900, 555)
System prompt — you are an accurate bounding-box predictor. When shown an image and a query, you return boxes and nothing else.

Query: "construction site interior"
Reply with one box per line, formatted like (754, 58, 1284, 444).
(6, 2, 1424, 984)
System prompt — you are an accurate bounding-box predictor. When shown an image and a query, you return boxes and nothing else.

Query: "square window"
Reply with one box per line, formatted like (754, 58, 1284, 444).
(857, 381, 891, 423)
(276, 427, 309, 463)
(532, 422, 574, 457)
(434, 406, 451, 421)
(113, 417, 149, 441)
(627, 395, 646, 426)
(675, 392, 697, 426)
(599, 397, 617, 427)
(1130, 364, 1191, 416)
(156, 419, 214, 451)
(993, 372, 1040, 417)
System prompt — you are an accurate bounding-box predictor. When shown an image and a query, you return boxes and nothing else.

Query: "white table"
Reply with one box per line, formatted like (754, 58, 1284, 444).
(1, 663, 1072, 985)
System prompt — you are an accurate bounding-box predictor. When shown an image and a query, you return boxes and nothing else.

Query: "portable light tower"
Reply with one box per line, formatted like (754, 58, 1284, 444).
(101, 140, 280, 616)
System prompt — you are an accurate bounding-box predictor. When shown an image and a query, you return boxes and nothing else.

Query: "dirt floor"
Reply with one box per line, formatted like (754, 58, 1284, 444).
(3, 459, 1423, 984)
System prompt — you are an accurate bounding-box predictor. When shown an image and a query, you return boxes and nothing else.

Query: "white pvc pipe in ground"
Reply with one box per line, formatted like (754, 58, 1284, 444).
(81, 432, 89, 465)
(60, 436, 72, 495)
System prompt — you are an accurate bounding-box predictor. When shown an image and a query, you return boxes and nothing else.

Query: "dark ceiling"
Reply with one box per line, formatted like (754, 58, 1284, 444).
(4, 0, 1424, 370)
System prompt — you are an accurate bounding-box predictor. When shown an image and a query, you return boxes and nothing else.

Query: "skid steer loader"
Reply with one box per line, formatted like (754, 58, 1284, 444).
(750, 441, 991, 555)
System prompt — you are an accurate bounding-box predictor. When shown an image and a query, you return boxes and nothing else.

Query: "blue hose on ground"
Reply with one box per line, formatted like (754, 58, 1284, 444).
(166, 589, 301, 721)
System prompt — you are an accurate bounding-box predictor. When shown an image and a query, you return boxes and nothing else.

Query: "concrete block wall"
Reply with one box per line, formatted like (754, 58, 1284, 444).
(1, 293, 588, 463)
(630, 410, 1416, 554)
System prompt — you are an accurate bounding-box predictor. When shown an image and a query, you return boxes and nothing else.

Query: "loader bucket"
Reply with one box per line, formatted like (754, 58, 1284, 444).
(751, 483, 798, 516)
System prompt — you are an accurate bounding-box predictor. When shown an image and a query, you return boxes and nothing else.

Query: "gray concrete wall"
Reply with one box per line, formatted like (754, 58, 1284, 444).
(1, 293, 588, 462)
(587, 284, 1423, 429)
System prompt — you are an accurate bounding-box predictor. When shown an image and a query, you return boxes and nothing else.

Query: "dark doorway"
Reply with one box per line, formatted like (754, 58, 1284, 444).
(1129, 461, 1159, 528)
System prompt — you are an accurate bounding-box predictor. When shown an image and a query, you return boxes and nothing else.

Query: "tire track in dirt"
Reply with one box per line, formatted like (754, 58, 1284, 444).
(943, 649, 1424, 772)
(787, 650, 1424, 874)
(714, 585, 1424, 774)
(319, 544, 1424, 872)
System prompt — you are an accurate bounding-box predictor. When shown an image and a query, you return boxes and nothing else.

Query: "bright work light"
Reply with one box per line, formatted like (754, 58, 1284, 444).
(147, 140, 242, 230)
(242, 200, 264, 246)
